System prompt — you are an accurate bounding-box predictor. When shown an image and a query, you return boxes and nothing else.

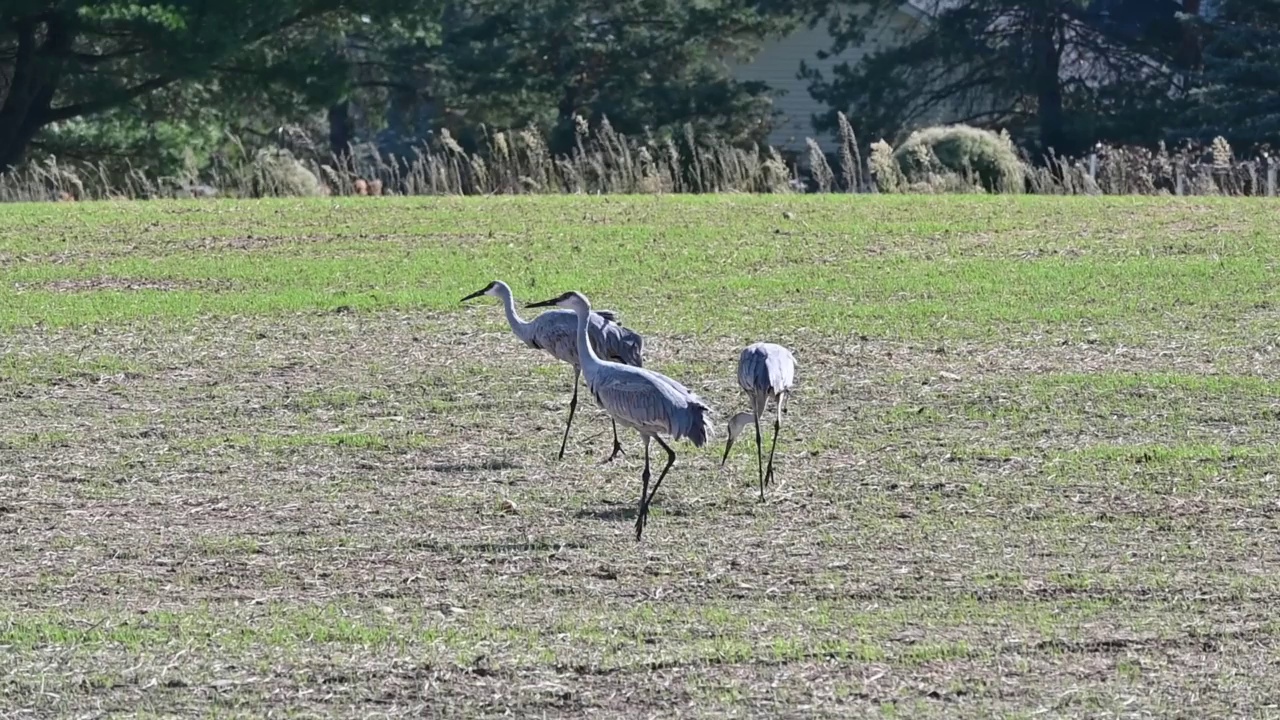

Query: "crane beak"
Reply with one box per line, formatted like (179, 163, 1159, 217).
(526, 291, 574, 309)
(721, 438, 733, 466)
(459, 288, 488, 303)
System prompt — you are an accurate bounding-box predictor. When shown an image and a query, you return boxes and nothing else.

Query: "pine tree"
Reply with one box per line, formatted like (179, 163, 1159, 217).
(1179, 0, 1280, 148)
(383, 0, 821, 154)
(802, 0, 1188, 158)
(0, 1, 445, 170)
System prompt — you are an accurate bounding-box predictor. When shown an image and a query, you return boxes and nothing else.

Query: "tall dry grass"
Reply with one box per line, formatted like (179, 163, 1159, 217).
(1, 117, 1274, 201)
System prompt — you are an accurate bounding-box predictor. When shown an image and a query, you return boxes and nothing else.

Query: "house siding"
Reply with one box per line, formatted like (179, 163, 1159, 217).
(730, 9, 927, 154)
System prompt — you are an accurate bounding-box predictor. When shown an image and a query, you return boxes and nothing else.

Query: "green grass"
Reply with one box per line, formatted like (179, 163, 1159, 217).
(2, 195, 1277, 342)
(1, 195, 1279, 717)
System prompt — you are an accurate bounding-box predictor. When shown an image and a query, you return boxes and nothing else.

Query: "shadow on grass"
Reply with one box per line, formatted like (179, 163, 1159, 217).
(424, 458, 520, 473)
(574, 502, 690, 522)
(411, 538, 588, 553)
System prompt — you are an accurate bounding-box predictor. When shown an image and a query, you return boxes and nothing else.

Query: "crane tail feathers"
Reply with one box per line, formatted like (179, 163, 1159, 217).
(619, 331, 644, 368)
(683, 400, 713, 448)
(601, 325, 645, 368)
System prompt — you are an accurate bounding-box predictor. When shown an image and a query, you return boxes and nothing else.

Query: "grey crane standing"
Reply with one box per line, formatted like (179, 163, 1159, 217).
(722, 342, 796, 501)
(460, 280, 644, 462)
(526, 290, 712, 541)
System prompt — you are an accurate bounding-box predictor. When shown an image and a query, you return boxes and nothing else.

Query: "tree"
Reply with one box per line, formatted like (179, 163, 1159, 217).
(380, 0, 823, 154)
(802, 0, 1189, 158)
(0, 1, 443, 170)
(1177, 0, 1280, 149)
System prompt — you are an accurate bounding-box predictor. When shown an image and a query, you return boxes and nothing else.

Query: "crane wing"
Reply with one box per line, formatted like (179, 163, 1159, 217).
(773, 346, 796, 391)
(588, 366, 710, 442)
(739, 344, 795, 395)
(738, 346, 770, 394)
(529, 309, 617, 366)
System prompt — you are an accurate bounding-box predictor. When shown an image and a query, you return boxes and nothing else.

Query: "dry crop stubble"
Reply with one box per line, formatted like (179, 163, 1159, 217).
(1, 195, 1279, 717)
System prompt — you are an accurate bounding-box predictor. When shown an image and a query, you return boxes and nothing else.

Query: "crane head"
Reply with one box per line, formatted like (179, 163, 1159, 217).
(721, 412, 756, 465)
(526, 291, 589, 312)
(460, 281, 502, 303)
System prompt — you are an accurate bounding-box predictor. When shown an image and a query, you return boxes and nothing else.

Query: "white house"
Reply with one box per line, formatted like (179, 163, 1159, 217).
(728, 2, 955, 154)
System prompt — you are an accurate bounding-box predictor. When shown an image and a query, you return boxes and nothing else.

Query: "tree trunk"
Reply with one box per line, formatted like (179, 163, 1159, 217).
(551, 81, 582, 155)
(557, 80, 580, 129)
(0, 14, 75, 171)
(327, 100, 354, 163)
(547, 29, 583, 156)
(0, 19, 44, 170)
(1178, 0, 1206, 71)
(1031, 19, 1067, 159)
(0, 115, 45, 171)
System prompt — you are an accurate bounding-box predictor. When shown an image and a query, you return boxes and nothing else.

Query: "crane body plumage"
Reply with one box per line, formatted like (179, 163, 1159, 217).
(738, 342, 795, 413)
(585, 364, 709, 447)
(723, 342, 796, 500)
(527, 290, 712, 540)
(517, 307, 644, 372)
(461, 280, 644, 461)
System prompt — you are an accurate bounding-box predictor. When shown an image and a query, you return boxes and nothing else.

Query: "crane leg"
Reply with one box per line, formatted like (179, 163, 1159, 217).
(635, 436, 652, 541)
(764, 393, 785, 488)
(764, 417, 782, 488)
(636, 435, 676, 541)
(557, 368, 581, 460)
(601, 418, 626, 465)
(754, 413, 765, 502)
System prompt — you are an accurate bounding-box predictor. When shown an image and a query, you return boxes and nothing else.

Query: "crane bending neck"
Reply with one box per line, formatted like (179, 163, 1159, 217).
(495, 283, 531, 341)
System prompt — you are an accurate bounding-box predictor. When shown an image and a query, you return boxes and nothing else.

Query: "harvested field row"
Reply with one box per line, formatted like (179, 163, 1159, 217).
(1, 196, 1278, 718)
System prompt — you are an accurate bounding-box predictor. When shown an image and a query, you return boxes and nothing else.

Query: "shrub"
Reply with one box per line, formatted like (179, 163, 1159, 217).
(249, 148, 325, 197)
(894, 125, 1025, 193)
(868, 139, 903, 192)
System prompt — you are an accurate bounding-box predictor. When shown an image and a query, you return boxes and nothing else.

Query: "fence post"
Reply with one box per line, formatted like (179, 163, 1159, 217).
(1088, 153, 1098, 182)
(1268, 157, 1277, 198)
(1176, 165, 1184, 196)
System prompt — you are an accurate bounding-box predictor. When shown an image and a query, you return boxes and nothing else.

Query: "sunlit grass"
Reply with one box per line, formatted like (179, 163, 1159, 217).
(1, 195, 1277, 343)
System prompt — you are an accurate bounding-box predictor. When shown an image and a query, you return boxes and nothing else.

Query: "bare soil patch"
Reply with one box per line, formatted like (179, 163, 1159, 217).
(2, 310, 1278, 717)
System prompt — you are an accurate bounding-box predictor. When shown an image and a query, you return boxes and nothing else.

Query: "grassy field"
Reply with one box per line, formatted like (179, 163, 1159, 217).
(1, 195, 1278, 718)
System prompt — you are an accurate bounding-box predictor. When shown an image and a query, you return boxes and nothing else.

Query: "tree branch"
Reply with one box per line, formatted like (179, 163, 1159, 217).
(66, 46, 147, 65)
(41, 7, 331, 124)
(44, 75, 176, 122)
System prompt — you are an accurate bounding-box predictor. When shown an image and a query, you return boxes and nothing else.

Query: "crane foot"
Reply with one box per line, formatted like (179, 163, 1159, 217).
(601, 441, 626, 465)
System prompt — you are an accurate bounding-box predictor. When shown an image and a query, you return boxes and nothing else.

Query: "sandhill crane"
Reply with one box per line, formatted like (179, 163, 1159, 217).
(526, 290, 712, 541)
(722, 342, 796, 501)
(460, 280, 644, 462)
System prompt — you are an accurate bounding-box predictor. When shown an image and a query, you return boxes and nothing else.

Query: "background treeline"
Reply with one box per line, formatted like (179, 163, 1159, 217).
(1, 0, 1276, 198)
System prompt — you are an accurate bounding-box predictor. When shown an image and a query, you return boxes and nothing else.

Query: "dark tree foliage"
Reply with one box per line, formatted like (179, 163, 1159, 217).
(0, 1, 442, 169)
(802, 0, 1189, 158)
(399, 0, 822, 154)
(1177, 0, 1280, 149)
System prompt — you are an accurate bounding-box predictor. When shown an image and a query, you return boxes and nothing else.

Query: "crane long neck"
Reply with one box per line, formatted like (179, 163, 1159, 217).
(573, 303, 603, 378)
(495, 284, 531, 342)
